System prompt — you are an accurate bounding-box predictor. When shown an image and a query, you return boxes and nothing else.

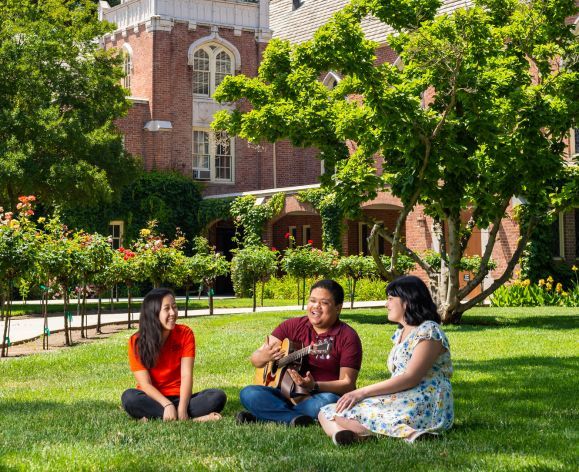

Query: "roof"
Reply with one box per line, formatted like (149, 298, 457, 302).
(269, 0, 472, 44)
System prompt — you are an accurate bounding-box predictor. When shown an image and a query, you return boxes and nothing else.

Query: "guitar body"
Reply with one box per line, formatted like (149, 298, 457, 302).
(254, 338, 302, 388)
(253, 337, 332, 402)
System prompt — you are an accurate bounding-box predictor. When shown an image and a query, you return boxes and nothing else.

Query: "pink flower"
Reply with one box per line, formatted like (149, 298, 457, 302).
(284, 232, 290, 239)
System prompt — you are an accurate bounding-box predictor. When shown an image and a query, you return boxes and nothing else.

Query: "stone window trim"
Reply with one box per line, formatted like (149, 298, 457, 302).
(121, 43, 133, 91)
(192, 128, 235, 184)
(188, 34, 241, 97)
(552, 211, 565, 260)
(108, 220, 124, 250)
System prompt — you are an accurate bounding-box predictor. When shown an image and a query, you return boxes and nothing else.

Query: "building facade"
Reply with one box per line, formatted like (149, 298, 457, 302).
(100, 0, 578, 293)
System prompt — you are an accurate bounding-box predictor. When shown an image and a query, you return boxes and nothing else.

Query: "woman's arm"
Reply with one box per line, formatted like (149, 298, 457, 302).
(178, 356, 193, 420)
(334, 339, 444, 413)
(133, 370, 177, 421)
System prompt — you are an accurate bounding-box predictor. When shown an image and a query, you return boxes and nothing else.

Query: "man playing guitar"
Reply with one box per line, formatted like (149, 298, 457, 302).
(237, 279, 363, 426)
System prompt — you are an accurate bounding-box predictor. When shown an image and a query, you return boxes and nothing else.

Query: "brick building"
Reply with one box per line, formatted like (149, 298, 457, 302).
(99, 0, 578, 294)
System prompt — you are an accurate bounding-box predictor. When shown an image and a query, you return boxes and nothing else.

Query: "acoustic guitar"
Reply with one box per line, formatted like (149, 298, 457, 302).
(254, 338, 332, 402)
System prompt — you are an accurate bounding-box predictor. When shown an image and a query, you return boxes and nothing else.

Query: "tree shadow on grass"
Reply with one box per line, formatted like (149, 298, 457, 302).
(459, 314, 578, 330)
(340, 312, 388, 325)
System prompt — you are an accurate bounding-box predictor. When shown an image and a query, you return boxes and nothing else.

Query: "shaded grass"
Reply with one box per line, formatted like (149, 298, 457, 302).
(0, 307, 577, 471)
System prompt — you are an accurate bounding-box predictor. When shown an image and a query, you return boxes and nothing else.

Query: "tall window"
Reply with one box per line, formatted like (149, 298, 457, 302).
(192, 45, 233, 97)
(122, 52, 132, 91)
(573, 128, 579, 157)
(193, 130, 234, 182)
(108, 221, 124, 250)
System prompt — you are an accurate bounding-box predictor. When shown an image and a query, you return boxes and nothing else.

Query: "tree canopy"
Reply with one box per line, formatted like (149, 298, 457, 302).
(213, 0, 579, 322)
(0, 0, 140, 209)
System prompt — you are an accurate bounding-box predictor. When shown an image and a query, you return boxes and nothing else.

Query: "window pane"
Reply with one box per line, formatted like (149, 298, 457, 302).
(193, 49, 210, 95)
(123, 54, 131, 90)
(574, 128, 579, 155)
(193, 131, 210, 180)
(215, 51, 232, 88)
(215, 132, 232, 181)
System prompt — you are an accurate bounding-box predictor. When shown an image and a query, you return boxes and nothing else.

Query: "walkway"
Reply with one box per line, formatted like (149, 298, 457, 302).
(2, 300, 385, 346)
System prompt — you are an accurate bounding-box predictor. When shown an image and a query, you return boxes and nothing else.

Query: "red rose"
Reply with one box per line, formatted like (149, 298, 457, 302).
(284, 232, 290, 239)
(271, 247, 277, 251)
(308, 239, 313, 244)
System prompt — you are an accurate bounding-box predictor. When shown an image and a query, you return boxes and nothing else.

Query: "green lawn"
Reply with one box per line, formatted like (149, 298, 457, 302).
(0, 307, 577, 471)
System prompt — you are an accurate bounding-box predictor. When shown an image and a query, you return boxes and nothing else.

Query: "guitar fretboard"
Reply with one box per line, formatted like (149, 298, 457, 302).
(277, 345, 312, 368)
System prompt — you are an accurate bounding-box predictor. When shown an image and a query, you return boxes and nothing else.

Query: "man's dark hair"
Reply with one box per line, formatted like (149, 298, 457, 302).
(310, 279, 345, 305)
(386, 275, 441, 325)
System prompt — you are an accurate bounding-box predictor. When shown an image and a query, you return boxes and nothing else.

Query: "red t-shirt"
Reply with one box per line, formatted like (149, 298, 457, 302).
(271, 316, 362, 382)
(128, 324, 195, 396)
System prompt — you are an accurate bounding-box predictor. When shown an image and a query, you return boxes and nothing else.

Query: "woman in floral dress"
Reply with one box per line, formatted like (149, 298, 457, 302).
(319, 275, 453, 445)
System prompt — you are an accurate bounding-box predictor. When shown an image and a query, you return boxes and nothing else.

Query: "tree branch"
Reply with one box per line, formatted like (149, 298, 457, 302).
(458, 215, 537, 312)
(457, 198, 511, 299)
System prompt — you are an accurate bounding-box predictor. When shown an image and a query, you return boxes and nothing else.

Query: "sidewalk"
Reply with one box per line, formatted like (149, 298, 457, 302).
(1, 301, 385, 346)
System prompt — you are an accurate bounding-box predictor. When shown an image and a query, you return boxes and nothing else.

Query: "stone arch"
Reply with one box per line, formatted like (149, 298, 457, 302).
(187, 33, 241, 72)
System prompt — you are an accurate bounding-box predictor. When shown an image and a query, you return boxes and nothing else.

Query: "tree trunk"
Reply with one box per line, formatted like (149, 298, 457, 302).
(1, 284, 12, 357)
(252, 279, 257, 312)
(64, 291, 71, 346)
(96, 290, 102, 334)
(42, 288, 49, 350)
(127, 285, 132, 329)
(110, 287, 114, 312)
(351, 278, 357, 309)
(81, 280, 87, 339)
(185, 286, 190, 318)
(208, 283, 214, 316)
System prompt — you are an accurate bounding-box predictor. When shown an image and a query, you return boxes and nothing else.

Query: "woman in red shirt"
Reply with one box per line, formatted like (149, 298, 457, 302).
(121, 288, 226, 421)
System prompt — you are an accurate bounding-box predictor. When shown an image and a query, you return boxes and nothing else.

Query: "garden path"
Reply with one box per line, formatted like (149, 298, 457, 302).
(2, 300, 385, 346)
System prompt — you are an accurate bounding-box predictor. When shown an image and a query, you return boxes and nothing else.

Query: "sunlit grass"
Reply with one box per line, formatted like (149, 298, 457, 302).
(0, 306, 577, 471)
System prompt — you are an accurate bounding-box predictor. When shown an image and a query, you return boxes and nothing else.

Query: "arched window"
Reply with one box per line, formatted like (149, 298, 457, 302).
(191, 44, 234, 97)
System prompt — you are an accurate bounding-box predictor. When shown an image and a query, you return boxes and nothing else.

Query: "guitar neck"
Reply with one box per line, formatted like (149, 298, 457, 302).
(278, 345, 311, 367)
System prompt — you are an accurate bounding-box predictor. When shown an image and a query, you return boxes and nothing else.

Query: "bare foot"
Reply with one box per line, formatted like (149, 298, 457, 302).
(192, 412, 222, 422)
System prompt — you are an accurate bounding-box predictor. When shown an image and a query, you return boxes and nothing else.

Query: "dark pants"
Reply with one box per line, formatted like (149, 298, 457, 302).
(240, 385, 340, 424)
(121, 388, 227, 420)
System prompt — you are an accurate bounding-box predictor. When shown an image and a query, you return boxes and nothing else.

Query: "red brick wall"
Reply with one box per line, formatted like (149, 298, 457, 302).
(270, 215, 323, 250)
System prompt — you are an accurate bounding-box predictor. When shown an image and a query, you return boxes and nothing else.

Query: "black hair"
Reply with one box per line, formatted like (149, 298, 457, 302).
(135, 288, 175, 369)
(310, 279, 344, 306)
(386, 275, 441, 325)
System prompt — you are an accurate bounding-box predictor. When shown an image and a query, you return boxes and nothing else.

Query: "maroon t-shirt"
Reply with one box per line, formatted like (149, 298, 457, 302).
(271, 316, 363, 382)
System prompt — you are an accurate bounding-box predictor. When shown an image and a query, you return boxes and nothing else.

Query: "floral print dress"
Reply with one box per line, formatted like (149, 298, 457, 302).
(321, 320, 454, 438)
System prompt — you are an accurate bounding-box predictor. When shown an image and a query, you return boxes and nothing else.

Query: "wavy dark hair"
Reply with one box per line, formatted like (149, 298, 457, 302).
(310, 279, 345, 306)
(386, 275, 440, 325)
(135, 288, 175, 369)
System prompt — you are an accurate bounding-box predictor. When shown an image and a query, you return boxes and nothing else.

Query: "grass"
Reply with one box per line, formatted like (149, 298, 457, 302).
(7, 298, 300, 317)
(0, 306, 577, 471)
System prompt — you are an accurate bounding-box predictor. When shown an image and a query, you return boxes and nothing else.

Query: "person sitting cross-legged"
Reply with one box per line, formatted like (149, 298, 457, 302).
(121, 288, 227, 422)
(237, 279, 363, 427)
(319, 276, 454, 445)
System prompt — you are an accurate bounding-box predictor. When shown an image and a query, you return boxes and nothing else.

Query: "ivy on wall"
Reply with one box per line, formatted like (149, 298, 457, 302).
(298, 188, 344, 252)
(61, 171, 204, 250)
(230, 193, 285, 247)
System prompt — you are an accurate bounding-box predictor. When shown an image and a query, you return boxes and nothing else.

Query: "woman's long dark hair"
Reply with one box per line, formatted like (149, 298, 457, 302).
(135, 288, 175, 369)
(386, 275, 441, 325)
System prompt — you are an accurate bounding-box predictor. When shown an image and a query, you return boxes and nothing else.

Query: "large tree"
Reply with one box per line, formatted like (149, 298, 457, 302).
(0, 0, 140, 209)
(213, 0, 579, 323)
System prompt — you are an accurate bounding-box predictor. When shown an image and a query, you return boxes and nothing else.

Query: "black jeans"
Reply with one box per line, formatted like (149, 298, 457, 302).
(121, 388, 227, 420)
